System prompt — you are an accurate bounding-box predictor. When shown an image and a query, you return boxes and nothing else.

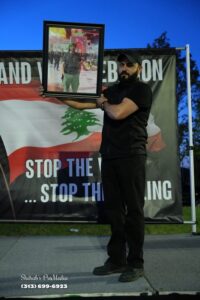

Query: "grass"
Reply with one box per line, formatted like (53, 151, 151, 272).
(0, 206, 199, 236)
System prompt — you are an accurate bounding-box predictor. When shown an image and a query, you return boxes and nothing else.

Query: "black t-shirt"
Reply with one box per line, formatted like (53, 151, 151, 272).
(63, 52, 81, 74)
(100, 77, 152, 159)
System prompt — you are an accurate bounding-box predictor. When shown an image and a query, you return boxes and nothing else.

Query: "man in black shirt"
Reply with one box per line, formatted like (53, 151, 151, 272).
(61, 52, 152, 282)
(62, 43, 81, 93)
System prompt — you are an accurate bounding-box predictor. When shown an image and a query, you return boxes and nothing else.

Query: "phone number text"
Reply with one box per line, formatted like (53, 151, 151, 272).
(21, 284, 68, 289)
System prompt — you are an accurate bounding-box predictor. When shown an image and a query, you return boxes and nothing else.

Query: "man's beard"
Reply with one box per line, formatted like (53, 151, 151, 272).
(118, 72, 138, 83)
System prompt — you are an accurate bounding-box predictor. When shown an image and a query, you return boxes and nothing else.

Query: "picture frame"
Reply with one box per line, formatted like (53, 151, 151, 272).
(42, 20, 105, 99)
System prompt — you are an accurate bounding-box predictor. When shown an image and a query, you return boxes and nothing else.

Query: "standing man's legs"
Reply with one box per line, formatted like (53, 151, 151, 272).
(93, 155, 146, 281)
(104, 156, 146, 268)
(63, 74, 72, 92)
(71, 74, 80, 93)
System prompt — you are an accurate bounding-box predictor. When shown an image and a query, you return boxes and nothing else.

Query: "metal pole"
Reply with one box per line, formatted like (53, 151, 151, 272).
(185, 44, 197, 233)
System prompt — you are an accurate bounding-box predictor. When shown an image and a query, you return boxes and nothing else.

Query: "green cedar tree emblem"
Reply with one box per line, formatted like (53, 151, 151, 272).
(60, 107, 101, 140)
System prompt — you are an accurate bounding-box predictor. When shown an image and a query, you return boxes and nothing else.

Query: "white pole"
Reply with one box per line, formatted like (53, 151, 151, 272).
(185, 44, 197, 234)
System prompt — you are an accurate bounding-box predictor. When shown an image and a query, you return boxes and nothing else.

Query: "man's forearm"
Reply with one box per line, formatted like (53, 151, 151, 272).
(96, 96, 123, 119)
(103, 98, 138, 120)
(103, 102, 122, 119)
(62, 99, 97, 110)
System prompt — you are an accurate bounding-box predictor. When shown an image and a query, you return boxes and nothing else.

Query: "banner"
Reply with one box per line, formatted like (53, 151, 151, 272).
(0, 50, 182, 223)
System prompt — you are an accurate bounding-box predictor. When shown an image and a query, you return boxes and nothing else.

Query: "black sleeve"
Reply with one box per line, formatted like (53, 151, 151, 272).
(126, 82, 152, 109)
(102, 85, 116, 102)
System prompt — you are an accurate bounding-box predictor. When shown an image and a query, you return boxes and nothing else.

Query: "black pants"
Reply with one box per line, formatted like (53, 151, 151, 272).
(101, 155, 146, 268)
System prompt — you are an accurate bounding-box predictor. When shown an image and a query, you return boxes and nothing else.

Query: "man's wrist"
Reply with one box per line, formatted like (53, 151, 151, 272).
(100, 100, 108, 110)
(96, 100, 108, 110)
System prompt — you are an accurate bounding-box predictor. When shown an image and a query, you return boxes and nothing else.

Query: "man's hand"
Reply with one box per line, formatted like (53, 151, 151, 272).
(96, 95, 108, 109)
(39, 85, 45, 97)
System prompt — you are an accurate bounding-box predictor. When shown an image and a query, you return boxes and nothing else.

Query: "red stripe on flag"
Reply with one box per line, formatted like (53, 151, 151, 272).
(0, 81, 62, 104)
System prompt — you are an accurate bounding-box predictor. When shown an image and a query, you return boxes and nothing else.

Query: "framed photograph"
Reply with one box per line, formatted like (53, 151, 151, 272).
(42, 20, 105, 99)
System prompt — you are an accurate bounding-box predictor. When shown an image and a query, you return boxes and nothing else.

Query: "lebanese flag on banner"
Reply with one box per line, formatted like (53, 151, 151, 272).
(0, 83, 103, 183)
(0, 81, 165, 185)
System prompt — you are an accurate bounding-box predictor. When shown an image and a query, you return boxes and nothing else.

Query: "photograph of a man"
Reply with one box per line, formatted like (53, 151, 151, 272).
(62, 43, 82, 93)
(44, 23, 104, 97)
